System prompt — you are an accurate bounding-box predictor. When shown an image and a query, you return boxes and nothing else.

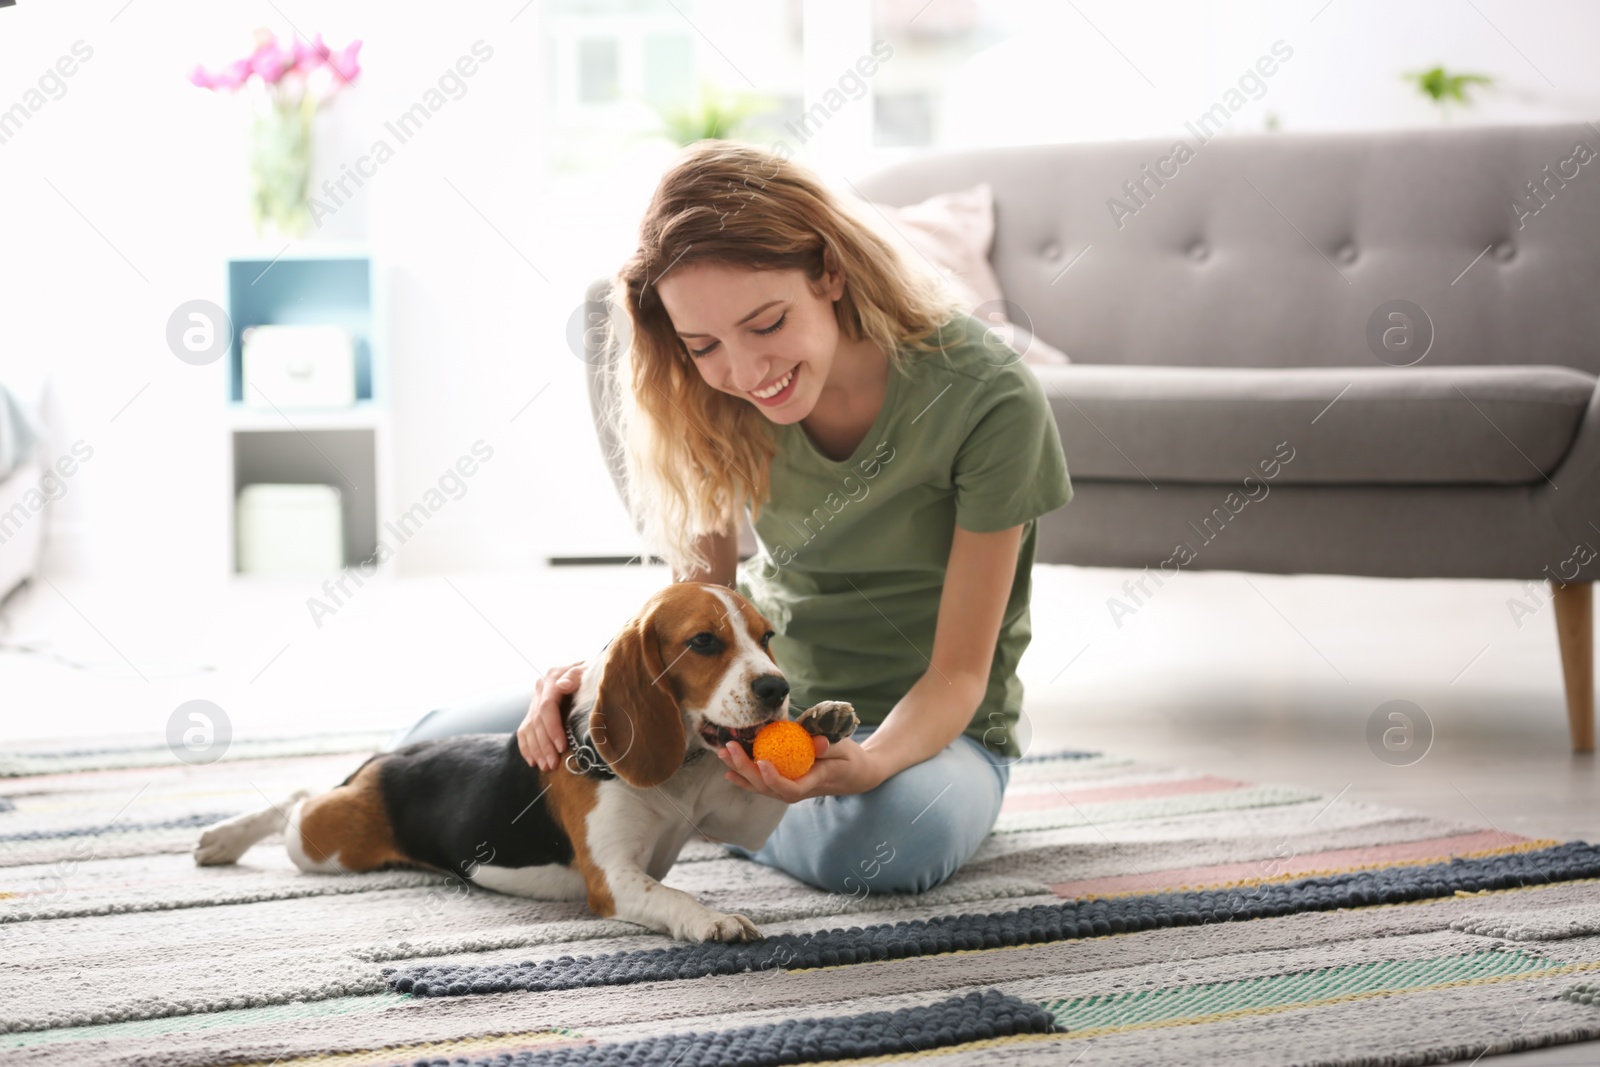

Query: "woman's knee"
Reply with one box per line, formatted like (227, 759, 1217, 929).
(808, 807, 967, 894)
(806, 777, 1001, 894)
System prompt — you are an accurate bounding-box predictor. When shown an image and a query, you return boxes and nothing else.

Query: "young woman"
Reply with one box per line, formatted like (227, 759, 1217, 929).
(394, 141, 1071, 896)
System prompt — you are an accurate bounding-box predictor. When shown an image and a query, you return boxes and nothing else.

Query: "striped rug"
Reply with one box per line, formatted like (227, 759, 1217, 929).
(3, 737, 1600, 1066)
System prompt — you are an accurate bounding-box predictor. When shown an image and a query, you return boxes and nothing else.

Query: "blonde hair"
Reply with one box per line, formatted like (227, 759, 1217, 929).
(599, 140, 965, 578)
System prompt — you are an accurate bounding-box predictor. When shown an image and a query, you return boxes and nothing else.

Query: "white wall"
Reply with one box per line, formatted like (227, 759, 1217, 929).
(1, 0, 1597, 587)
(0, 0, 648, 582)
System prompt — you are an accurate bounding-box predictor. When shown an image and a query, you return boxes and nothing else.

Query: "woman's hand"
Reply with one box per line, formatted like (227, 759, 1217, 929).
(717, 734, 885, 801)
(517, 661, 586, 771)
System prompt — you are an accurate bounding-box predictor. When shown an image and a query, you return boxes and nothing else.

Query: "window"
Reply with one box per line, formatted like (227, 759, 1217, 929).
(577, 37, 621, 104)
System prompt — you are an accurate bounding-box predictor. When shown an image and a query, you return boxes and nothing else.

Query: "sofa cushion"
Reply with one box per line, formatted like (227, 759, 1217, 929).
(851, 182, 1071, 366)
(1034, 364, 1595, 485)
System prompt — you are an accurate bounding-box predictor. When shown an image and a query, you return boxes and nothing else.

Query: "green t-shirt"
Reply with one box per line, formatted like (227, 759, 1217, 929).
(734, 311, 1074, 758)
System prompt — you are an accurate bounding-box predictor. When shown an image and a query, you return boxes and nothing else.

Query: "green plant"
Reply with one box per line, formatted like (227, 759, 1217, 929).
(656, 83, 773, 146)
(1402, 66, 1494, 120)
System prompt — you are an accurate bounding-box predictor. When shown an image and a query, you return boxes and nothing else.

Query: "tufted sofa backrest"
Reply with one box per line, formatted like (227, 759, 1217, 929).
(849, 122, 1600, 375)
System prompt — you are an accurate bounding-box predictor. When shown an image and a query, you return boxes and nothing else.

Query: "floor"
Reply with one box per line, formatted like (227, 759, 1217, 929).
(3, 561, 1596, 1063)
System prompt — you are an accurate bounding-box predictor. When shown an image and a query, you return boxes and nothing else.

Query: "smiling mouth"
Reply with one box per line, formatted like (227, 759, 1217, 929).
(749, 365, 797, 403)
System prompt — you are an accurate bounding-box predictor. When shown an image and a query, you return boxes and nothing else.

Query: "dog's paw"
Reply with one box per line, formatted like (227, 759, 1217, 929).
(682, 910, 762, 943)
(193, 822, 252, 866)
(796, 700, 858, 743)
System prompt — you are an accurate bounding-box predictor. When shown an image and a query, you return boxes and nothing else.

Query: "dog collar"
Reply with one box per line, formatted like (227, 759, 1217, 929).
(562, 714, 617, 781)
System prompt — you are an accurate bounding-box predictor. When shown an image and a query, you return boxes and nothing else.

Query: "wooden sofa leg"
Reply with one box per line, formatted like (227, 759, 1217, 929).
(1552, 580, 1594, 753)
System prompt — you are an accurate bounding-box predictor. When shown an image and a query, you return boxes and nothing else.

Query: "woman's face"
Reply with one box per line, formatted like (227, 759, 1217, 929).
(655, 261, 844, 425)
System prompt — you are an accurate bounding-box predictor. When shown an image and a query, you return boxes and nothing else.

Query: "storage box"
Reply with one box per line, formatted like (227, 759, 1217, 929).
(241, 325, 356, 409)
(236, 483, 344, 574)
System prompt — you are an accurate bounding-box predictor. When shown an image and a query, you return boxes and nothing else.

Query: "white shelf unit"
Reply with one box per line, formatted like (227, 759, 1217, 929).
(224, 249, 394, 577)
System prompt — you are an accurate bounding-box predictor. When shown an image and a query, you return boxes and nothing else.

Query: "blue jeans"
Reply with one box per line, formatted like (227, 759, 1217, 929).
(386, 682, 544, 748)
(389, 688, 1012, 895)
(723, 725, 1010, 895)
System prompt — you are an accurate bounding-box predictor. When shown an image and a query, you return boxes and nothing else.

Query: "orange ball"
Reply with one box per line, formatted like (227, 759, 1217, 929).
(752, 720, 816, 780)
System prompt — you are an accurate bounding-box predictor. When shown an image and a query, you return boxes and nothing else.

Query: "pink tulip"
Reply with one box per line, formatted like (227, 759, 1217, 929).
(219, 57, 253, 90)
(328, 39, 362, 84)
(291, 34, 326, 73)
(192, 57, 251, 91)
(249, 40, 289, 83)
(190, 32, 359, 96)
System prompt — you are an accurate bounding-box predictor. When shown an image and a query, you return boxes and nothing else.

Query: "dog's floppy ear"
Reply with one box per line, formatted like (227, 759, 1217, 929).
(590, 607, 685, 788)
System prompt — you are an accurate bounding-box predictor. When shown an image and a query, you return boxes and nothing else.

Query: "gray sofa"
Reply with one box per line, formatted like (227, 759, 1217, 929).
(584, 121, 1600, 751)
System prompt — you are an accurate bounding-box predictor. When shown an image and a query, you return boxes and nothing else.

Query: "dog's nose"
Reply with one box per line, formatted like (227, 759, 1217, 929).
(751, 674, 789, 708)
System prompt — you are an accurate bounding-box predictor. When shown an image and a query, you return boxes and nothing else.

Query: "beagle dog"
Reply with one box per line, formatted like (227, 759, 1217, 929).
(192, 582, 858, 942)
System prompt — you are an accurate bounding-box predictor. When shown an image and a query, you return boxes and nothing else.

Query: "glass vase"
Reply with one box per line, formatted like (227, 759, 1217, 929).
(248, 94, 313, 239)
